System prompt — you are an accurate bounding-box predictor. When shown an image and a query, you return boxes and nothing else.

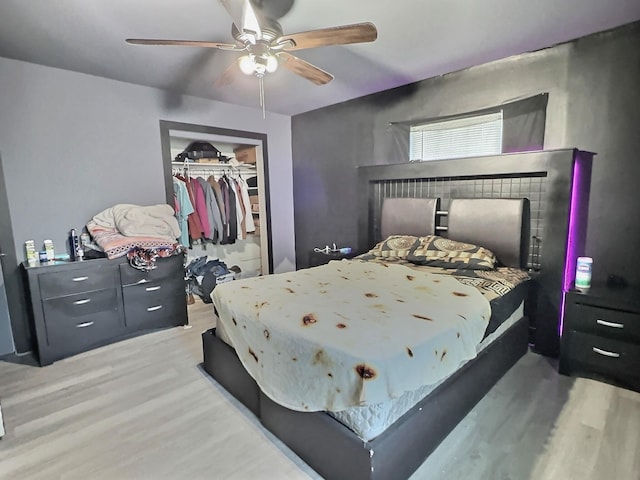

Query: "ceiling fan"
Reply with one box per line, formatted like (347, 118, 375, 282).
(126, 0, 377, 114)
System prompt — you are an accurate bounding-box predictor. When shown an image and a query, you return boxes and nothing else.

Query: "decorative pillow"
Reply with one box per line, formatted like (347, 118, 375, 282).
(367, 235, 420, 259)
(407, 235, 497, 270)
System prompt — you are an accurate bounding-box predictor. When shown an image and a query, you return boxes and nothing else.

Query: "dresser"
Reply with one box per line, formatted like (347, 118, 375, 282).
(23, 254, 187, 365)
(560, 285, 640, 392)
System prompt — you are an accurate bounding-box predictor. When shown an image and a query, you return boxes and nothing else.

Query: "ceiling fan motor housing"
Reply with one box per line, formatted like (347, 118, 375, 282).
(232, 18, 282, 45)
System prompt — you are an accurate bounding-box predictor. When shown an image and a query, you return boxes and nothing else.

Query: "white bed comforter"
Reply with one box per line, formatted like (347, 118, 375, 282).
(212, 259, 490, 412)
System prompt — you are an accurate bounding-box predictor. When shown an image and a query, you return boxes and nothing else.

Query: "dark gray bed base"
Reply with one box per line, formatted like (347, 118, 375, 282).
(201, 316, 529, 480)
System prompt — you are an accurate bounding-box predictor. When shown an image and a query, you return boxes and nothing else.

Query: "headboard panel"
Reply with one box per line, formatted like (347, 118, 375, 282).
(380, 197, 438, 239)
(448, 198, 530, 269)
(358, 149, 594, 357)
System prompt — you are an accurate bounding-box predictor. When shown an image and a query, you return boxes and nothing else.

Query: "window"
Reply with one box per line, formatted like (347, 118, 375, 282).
(409, 111, 503, 161)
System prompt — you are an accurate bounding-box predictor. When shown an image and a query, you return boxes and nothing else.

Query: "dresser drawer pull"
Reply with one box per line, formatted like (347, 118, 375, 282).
(136, 279, 149, 285)
(72, 276, 89, 282)
(147, 305, 163, 312)
(76, 321, 95, 328)
(592, 347, 620, 358)
(72, 299, 91, 305)
(145, 286, 161, 292)
(596, 319, 624, 329)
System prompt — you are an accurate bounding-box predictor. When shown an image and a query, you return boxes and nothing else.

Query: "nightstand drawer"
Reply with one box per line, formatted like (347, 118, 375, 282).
(568, 302, 640, 342)
(39, 265, 116, 298)
(564, 330, 640, 388)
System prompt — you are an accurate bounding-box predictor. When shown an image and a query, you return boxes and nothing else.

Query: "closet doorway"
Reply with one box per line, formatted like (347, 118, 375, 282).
(160, 121, 272, 287)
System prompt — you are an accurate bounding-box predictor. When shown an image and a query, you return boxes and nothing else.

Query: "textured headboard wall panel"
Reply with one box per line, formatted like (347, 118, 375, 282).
(370, 174, 546, 270)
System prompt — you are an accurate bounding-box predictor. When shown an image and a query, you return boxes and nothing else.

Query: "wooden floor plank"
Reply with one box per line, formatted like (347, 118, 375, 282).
(1, 301, 639, 480)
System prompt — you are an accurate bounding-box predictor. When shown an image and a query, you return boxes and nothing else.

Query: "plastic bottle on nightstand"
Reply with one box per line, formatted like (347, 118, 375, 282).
(575, 257, 592, 292)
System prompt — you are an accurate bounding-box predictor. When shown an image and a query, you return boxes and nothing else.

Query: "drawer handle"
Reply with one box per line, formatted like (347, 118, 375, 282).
(76, 321, 94, 328)
(145, 286, 161, 292)
(72, 276, 89, 282)
(596, 319, 624, 329)
(147, 305, 163, 312)
(592, 347, 620, 358)
(73, 299, 91, 305)
(135, 279, 149, 285)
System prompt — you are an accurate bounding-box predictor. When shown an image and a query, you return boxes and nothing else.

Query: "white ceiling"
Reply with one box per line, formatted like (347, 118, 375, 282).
(1, 0, 639, 116)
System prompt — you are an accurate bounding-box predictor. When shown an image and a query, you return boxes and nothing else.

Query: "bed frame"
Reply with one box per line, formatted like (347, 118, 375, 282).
(201, 149, 593, 479)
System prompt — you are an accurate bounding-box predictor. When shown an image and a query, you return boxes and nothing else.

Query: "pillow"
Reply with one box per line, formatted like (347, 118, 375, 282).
(367, 235, 420, 259)
(407, 235, 497, 270)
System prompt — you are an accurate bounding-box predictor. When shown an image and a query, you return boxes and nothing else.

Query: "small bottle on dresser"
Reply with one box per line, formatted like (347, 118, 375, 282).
(69, 229, 84, 261)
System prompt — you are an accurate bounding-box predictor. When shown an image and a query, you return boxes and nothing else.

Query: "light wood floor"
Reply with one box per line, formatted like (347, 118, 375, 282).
(1, 301, 639, 480)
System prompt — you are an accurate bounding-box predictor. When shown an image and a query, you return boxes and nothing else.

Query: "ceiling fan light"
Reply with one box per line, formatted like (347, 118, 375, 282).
(239, 55, 255, 75)
(265, 55, 278, 73)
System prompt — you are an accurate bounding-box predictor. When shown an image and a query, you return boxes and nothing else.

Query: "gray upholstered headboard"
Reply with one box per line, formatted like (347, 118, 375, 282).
(448, 198, 530, 269)
(380, 197, 438, 239)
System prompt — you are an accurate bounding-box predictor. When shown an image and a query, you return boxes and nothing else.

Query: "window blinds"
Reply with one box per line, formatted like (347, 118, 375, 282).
(409, 111, 503, 161)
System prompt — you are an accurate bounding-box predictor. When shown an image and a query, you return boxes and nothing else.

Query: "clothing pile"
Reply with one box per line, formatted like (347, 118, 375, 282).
(173, 172, 255, 248)
(185, 256, 240, 303)
(127, 245, 185, 272)
(85, 204, 181, 260)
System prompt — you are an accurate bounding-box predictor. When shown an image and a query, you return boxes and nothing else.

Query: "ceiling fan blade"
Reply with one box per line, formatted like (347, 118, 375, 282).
(126, 39, 242, 51)
(214, 59, 240, 87)
(218, 0, 262, 40)
(277, 52, 334, 86)
(276, 22, 377, 51)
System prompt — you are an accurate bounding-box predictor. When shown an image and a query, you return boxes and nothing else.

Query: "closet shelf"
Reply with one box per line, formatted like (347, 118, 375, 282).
(171, 161, 256, 172)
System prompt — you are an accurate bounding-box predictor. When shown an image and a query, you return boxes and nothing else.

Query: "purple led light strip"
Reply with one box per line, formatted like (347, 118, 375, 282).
(559, 156, 583, 336)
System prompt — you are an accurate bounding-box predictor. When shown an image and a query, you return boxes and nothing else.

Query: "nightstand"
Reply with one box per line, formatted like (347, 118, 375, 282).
(308, 250, 357, 268)
(560, 285, 640, 392)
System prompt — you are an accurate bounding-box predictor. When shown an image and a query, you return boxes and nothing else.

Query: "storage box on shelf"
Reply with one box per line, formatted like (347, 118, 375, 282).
(233, 146, 257, 164)
(22, 254, 187, 365)
(560, 284, 640, 392)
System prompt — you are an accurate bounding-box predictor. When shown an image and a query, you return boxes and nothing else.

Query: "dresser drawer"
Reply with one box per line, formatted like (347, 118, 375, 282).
(43, 288, 121, 322)
(43, 290, 123, 353)
(39, 264, 117, 298)
(563, 330, 640, 388)
(122, 275, 185, 329)
(119, 255, 184, 286)
(122, 293, 186, 329)
(122, 276, 184, 302)
(567, 302, 640, 342)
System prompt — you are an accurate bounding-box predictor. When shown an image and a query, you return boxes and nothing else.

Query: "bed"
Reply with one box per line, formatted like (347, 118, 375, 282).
(202, 196, 533, 480)
(201, 149, 594, 479)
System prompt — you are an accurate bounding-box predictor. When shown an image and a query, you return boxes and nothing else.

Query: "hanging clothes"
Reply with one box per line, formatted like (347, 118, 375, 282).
(219, 175, 238, 244)
(208, 175, 228, 244)
(173, 177, 193, 247)
(176, 173, 204, 243)
(232, 176, 247, 239)
(197, 177, 223, 244)
(237, 176, 256, 234)
(191, 177, 211, 239)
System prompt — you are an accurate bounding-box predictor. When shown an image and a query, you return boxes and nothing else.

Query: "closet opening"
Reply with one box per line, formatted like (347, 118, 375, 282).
(160, 120, 272, 310)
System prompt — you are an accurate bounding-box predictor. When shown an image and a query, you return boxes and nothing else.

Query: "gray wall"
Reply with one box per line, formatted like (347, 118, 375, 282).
(292, 22, 640, 287)
(0, 56, 296, 352)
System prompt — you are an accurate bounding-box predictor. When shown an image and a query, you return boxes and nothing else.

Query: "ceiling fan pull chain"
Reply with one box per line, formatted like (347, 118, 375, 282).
(259, 76, 266, 119)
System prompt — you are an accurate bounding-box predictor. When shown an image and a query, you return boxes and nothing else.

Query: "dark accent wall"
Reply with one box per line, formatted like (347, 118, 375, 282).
(292, 22, 640, 289)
